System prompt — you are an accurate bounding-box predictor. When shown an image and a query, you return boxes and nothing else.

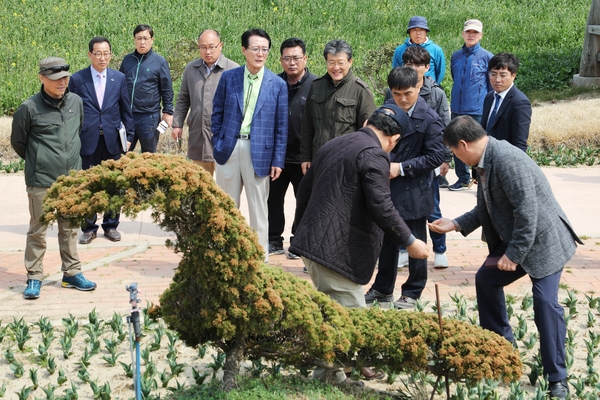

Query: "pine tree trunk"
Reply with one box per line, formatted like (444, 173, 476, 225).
(222, 334, 245, 391)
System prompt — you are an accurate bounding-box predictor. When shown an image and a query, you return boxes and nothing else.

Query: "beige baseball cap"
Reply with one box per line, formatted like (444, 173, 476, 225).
(463, 19, 483, 33)
(39, 57, 71, 80)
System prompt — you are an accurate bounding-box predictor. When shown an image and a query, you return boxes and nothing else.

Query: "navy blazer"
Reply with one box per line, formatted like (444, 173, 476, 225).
(480, 85, 531, 152)
(386, 96, 445, 220)
(211, 66, 288, 177)
(68, 67, 135, 157)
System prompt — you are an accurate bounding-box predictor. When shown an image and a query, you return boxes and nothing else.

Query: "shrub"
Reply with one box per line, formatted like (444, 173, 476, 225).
(42, 154, 520, 390)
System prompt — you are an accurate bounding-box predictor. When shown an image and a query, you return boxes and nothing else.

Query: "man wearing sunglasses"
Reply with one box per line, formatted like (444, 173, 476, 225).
(11, 57, 97, 299)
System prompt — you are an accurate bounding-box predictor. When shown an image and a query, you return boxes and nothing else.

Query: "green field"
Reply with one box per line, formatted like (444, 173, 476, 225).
(0, 0, 591, 114)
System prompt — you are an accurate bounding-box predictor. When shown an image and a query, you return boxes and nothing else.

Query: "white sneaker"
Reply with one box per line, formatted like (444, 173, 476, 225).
(434, 252, 448, 269)
(397, 252, 409, 268)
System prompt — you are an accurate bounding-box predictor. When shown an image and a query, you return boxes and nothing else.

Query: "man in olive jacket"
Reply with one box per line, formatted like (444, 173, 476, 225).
(11, 57, 96, 300)
(299, 39, 376, 174)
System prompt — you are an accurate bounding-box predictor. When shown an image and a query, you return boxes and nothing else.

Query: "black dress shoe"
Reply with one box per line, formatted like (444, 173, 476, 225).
(79, 231, 97, 245)
(104, 229, 121, 242)
(364, 289, 393, 304)
(549, 379, 569, 399)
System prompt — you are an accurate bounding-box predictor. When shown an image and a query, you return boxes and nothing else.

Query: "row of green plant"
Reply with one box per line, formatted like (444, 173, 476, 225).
(2, 284, 600, 399)
(1, 0, 592, 114)
(0, 158, 24, 173)
(528, 146, 600, 167)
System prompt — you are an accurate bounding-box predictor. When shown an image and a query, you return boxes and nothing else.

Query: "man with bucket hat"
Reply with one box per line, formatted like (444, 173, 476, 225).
(11, 57, 97, 299)
(392, 16, 446, 84)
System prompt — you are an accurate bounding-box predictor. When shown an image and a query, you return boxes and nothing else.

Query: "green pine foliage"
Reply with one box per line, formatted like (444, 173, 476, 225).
(42, 153, 521, 390)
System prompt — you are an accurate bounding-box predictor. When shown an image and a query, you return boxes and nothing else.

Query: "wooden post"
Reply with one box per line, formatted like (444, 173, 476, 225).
(575, 0, 600, 86)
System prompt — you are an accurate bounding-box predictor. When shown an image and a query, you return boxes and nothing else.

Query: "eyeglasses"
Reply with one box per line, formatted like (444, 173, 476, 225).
(199, 45, 220, 52)
(281, 56, 304, 63)
(489, 71, 512, 79)
(134, 36, 152, 42)
(91, 52, 112, 59)
(40, 64, 70, 74)
(326, 60, 349, 67)
(247, 47, 270, 54)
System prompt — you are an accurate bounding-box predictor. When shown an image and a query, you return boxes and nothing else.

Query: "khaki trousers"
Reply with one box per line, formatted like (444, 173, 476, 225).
(303, 257, 366, 383)
(25, 186, 81, 281)
(191, 159, 215, 176)
(215, 139, 269, 261)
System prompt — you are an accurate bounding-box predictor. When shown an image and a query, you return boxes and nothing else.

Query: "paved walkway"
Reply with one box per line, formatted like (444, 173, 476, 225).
(0, 166, 599, 321)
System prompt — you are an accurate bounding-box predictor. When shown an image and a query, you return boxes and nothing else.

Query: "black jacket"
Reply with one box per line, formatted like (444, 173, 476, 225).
(119, 48, 174, 115)
(278, 69, 317, 164)
(290, 127, 415, 285)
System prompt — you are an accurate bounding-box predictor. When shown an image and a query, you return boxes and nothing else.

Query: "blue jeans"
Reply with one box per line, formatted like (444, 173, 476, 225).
(130, 112, 160, 153)
(451, 113, 481, 184)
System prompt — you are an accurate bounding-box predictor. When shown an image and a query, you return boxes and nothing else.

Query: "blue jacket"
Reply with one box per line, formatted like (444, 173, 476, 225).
(392, 38, 446, 84)
(450, 43, 493, 115)
(119, 49, 174, 115)
(211, 66, 288, 177)
(386, 96, 445, 220)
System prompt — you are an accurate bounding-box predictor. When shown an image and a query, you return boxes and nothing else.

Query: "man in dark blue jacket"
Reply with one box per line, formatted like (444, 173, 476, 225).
(120, 24, 174, 153)
(365, 67, 444, 309)
(449, 19, 493, 191)
(291, 104, 428, 384)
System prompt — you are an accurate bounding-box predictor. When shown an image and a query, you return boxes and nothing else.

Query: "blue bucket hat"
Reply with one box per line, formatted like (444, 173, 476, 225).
(406, 16, 430, 34)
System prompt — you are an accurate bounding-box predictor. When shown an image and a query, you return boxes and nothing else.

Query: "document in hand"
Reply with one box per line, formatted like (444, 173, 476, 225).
(119, 123, 127, 153)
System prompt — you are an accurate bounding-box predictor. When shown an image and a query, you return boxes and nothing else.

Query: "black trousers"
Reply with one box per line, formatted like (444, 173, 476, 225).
(267, 163, 304, 246)
(370, 217, 428, 299)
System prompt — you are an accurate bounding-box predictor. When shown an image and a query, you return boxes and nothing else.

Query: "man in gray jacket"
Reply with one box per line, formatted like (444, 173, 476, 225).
(429, 116, 582, 400)
(172, 29, 239, 175)
(11, 57, 97, 299)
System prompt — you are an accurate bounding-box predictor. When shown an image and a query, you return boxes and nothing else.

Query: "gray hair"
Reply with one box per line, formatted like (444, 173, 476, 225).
(323, 39, 352, 60)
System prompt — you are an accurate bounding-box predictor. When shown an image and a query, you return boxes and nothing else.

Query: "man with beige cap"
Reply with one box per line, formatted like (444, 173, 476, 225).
(448, 19, 493, 191)
(11, 57, 97, 299)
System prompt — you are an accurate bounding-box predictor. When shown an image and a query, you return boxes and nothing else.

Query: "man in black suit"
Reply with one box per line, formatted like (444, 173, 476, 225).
(480, 52, 531, 152)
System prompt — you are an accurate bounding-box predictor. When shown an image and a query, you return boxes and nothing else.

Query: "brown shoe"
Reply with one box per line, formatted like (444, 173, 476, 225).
(361, 366, 385, 380)
(103, 229, 121, 242)
(79, 231, 97, 245)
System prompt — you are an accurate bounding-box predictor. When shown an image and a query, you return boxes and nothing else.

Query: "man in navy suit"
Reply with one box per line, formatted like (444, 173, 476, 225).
(211, 28, 288, 262)
(480, 52, 531, 152)
(68, 36, 135, 245)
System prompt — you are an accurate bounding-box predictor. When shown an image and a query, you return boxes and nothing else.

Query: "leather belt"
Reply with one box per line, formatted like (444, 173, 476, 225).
(99, 129, 104, 135)
(237, 133, 250, 140)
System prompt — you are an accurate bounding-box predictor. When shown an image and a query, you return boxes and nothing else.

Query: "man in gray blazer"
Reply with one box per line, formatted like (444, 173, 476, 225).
(429, 116, 582, 400)
(172, 29, 239, 175)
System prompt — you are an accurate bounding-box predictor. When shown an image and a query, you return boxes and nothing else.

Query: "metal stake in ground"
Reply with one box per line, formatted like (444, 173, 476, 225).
(126, 283, 142, 400)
